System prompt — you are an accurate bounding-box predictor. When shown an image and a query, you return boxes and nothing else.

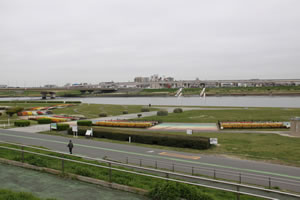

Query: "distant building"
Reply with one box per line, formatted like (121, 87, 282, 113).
(134, 77, 150, 83)
(44, 84, 57, 88)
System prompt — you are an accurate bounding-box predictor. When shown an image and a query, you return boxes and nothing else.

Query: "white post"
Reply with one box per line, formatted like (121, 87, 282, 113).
(129, 136, 131, 143)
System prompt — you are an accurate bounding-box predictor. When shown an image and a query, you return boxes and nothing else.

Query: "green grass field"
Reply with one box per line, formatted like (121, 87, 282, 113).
(135, 107, 300, 123)
(0, 102, 154, 122)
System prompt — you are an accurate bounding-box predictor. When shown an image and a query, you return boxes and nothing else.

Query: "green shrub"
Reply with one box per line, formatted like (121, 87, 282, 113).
(173, 108, 183, 113)
(157, 110, 168, 116)
(70, 127, 210, 150)
(123, 110, 128, 114)
(65, 101, 82, 104)
(47, 101, 64, 103)
(141, 107, 150, 112)
(99, 112, 108, 117)
(0, 189, 56, 200)
(149, 182, 214, 200)
(56, 123, 70, 131)
(37, 118, 52, 124)
(14, 120, 30, 127)
(6, 107, 24, 117)
(137, 114, 142, 118)
(77, 120, 92, 126)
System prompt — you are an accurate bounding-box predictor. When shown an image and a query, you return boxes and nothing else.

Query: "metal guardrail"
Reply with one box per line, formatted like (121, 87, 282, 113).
(1, 141, 300, 200)
(120, 156, 300, 192)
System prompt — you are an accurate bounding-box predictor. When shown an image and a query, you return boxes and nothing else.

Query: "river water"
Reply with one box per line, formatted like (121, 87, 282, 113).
(1, 96, 300, 108)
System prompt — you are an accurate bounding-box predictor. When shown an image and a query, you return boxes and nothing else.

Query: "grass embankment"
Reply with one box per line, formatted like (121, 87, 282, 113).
(136, 107, 300, 123)
(0, 143, 262, 200)
(141, 86, 300, 96)
(0, 189, 56, 200)
(0, 102, 154, 124)
(0, 90, 82, 97)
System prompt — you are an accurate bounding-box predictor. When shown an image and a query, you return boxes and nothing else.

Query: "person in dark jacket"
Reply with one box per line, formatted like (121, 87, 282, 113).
(67, 140, 74, 154)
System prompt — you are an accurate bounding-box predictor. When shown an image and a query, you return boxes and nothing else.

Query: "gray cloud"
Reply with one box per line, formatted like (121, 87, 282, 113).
(0, 0, 300, 86)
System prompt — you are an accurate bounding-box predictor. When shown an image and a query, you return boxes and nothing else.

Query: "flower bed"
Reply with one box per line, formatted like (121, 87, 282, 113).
(219, 121, 290, 129)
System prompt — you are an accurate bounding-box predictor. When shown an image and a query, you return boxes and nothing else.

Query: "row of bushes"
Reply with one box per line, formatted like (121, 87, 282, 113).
(14, 120, 30, 127)
(68, 126, 211, 150)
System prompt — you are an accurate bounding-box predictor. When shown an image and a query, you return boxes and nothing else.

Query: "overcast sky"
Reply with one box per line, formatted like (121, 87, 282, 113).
(1, 0, 300, 86)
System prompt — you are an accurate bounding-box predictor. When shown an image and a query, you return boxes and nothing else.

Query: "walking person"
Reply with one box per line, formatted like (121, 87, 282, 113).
(67, 140, 74, 154)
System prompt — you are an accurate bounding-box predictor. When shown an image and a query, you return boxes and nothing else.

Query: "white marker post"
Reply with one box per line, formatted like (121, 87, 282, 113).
(129, 136, 131, 143)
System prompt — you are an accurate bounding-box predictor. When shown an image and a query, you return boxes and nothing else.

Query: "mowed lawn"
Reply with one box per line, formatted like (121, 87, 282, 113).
(136, 107, 300, 123)
(185, 132, 300, 166)
(0, 102, 153, 120)
(51, 104, 154, 118)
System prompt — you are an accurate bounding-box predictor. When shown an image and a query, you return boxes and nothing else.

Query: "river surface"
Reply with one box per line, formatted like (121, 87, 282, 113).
(1, 96, 300, 108)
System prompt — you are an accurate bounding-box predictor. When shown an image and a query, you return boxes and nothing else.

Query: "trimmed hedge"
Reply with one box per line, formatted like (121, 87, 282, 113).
(6, 107, 24, 117)
(37, 118, 52, 124)
(157, 110, 168, 116)
(99, 112, 108, 117)
(141, 107, 150, 112)
(46, 101, 64, 103)
(77, 120, 92, 126)
(173, 108, 183, 113)
(57, 123, 70, 131)
(69, 127, 211, 150)
(123, 110, 128, 114)
(14, 120, 30, 127)
(65, 101, 82, 104)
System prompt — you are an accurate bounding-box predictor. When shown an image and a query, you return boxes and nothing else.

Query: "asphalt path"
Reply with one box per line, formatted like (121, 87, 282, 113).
(0, 129, 299, 193)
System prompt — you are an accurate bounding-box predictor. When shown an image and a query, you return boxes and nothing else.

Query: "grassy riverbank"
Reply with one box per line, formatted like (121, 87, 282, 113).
(135, 107, 300, 123)
(0, 189, 56, 200)
(0, 143, 262, 200)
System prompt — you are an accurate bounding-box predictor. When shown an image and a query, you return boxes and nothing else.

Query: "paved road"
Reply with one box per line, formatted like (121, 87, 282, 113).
(0, 129, 299, 193)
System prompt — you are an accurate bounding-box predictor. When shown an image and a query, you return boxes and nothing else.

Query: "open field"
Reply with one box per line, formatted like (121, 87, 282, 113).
(0, 103, 155, 121)
(135, 107, 300, 123)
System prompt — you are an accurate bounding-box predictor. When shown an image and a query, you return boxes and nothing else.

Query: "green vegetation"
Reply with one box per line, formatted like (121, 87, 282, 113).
(14, 120, 30, 127)
(51, 104, 154, 118)
(157, 110, 168, 116)
(0, 143, 262, 200)
(56, 123, 70, 131)
(141, 107, 150, 112)
(173, 108, 183, 113)
(37, 118, 52, 124)
(136, 107, 300, 123)
(0, 189, 56, 200)
(5, 107, 24, 117)
(99, 112, 108, 117)
(149, 182, 213, 200)
(141, 86, 300, 96)
(70, 126, 211, 150)
(77, 120, 92, 126)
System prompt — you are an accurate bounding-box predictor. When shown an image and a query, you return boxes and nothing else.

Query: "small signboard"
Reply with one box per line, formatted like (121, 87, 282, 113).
(85, 128, 93, 137)
(210, 138, 218, 145)
(72, 126, 78, 132)
(50, 123, 57, 130)
(186, 129, 193, 135)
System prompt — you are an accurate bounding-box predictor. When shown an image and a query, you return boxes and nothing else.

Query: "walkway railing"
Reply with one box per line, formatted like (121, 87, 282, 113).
(0, 141, 300, 200)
